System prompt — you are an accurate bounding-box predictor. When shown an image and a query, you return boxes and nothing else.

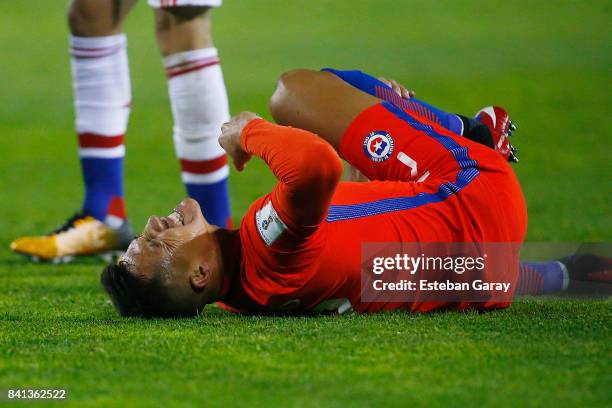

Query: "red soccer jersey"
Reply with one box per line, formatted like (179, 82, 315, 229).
(218, 103, 527, 314)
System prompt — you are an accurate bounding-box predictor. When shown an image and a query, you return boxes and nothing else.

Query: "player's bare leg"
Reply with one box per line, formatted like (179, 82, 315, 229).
(154, 6, 232, 228)
(270, 69, 380, 151)
(10, 0, 136, 263)
(68, 0, 136, 37)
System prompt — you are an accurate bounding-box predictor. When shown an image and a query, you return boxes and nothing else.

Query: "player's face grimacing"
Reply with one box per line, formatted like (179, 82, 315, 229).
(120, 198, 224, 316)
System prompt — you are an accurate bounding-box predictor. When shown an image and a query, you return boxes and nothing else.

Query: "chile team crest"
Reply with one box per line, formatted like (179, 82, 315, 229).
(363, 131, 394, 162)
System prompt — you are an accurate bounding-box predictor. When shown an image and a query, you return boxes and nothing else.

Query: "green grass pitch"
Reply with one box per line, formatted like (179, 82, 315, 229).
(0, 1, 610, 406)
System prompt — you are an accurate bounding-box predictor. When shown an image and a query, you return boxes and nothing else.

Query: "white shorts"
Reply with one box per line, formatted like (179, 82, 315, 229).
(148, 0, 222, 8)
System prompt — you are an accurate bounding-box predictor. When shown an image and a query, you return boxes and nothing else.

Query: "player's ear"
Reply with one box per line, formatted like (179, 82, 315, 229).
(190, 263, 212, 292)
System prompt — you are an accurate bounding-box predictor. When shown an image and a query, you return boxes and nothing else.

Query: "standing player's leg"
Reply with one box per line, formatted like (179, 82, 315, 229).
(68, 0, 135, 225)
(151, 1, 232, 228)
(10, 0, 136, 262)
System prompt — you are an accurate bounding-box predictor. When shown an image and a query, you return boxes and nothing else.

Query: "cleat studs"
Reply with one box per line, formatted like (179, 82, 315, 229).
(52, 256, 68, 264)
(507, 121, 516, 137)
(51, 256, 74, 264)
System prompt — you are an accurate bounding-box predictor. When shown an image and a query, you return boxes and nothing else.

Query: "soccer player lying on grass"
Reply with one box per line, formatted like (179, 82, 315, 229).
(101, 68, 610, 317)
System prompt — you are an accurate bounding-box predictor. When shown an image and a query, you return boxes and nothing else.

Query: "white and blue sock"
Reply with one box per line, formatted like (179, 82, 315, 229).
(165, 48, 232, 227)
(71, 34, 130, 225)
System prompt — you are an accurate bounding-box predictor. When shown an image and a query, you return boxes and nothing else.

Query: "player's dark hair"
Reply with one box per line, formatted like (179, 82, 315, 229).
(100, 261, 194, 318)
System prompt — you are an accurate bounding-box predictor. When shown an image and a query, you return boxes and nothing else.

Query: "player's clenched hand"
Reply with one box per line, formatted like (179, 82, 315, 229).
(378, 77, 415, 99)
(219, 111, 260, 171)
